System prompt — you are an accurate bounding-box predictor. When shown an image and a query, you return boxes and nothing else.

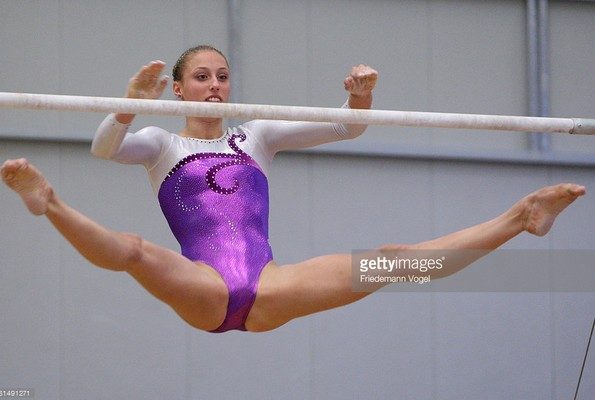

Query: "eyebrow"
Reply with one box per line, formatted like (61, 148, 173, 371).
(191, 66, 229, 73)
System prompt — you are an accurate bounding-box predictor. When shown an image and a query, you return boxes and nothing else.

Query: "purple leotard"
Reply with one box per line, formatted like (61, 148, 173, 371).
(158, 132, 272, 331)
(92, 111, 365, 332)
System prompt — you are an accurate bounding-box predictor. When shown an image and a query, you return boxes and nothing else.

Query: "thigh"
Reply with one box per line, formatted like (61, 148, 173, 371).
(245, 254, 370, 332)
(127, 239, 228, 331)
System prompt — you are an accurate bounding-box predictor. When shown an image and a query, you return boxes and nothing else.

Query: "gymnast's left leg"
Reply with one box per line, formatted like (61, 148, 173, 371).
(245, 183, 585, 332)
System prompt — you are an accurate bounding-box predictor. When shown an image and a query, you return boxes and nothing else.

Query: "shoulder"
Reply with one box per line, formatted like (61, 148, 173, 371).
(239, 119, 292, 137)
(239, 120, 264, 133)
(136, 125, 171, 136)
(240, 119, 283, 131)
(134, 126, 172, 144)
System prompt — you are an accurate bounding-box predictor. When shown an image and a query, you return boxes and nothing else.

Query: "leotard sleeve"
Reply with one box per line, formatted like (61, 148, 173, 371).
(243, 102, 367, 157)
(91, 114, 171, 169)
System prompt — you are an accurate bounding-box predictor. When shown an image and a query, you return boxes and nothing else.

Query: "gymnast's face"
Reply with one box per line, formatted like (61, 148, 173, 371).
(172, 50, 230, 104)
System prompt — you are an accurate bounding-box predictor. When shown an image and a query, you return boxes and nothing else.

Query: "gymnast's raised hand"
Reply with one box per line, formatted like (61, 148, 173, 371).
(1, 45, 585, 334)
(344, 64, 378, 98)
(127, 61, 169, 99)
(115, 60, 169, 125)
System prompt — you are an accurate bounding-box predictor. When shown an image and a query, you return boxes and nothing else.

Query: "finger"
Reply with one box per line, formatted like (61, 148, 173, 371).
(146, 60, 166, 75)
(354, 71, 378, 88)
(352, 71, 378, 82)
(137, 61, 166, 83)
(156, 76, 169, 94)
(351, 64, 378, 78)
(350, 64, 369, 75)
(344, 76, 354, 90)
(132, 66, 153, 84)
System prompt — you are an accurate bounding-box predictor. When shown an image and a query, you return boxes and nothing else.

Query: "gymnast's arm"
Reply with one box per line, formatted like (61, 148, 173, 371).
(91, 115, 169, 167)
(253, 64, 378, 154)
(91, 61, 170, 165)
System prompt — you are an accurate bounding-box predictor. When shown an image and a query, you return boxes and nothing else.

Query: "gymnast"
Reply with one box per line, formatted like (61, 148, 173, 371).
(1, 45, 586, 333)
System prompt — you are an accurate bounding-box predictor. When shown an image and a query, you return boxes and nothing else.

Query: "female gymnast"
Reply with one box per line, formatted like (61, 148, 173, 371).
(1, 45, 586, 333)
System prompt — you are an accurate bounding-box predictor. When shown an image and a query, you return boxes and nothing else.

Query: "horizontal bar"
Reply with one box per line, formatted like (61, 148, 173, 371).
(0, 92, 594, 135)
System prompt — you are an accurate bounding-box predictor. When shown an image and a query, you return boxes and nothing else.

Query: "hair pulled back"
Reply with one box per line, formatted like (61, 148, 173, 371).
(172, 45, 229, 82)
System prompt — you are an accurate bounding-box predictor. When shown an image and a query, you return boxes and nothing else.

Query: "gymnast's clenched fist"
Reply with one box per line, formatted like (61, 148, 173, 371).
(344, 64, 378, 98)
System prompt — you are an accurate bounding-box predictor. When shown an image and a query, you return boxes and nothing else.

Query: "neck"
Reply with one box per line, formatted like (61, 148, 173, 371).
(180, 117, 224, 140)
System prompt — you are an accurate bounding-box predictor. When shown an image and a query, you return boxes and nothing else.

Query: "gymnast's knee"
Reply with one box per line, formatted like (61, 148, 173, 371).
(116, 232, 145, 270)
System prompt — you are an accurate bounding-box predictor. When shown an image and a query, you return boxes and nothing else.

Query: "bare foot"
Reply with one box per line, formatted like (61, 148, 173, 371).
(1, 158, 53, 215)
(520, 183, 586, 236)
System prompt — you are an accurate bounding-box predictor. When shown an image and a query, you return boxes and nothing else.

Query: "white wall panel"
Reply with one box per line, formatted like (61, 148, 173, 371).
(0, 1, 62, 138)
(0, 1, 594, 398)
(550, 1, 595, 155)
(0, 143, 62, 398)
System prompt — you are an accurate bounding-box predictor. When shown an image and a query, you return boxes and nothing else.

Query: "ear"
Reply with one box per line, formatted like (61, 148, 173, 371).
(172, 81, 182, 99)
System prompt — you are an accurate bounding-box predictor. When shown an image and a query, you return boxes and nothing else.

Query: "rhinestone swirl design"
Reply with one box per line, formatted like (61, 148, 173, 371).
(164, 132, 250, 196)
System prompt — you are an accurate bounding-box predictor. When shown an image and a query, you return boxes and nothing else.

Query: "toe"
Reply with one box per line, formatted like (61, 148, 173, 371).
(570, 184, 586, 196)
(2, 158, 25, 173)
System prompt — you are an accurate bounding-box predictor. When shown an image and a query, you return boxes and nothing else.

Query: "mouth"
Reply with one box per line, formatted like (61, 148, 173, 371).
(205, 95, 223, 102)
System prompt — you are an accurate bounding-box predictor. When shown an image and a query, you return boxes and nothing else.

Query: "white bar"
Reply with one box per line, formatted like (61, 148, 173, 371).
(0, 92, 593, 135)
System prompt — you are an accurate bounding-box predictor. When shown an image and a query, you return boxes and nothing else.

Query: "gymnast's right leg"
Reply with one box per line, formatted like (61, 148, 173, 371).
(1, 158, 227, 331)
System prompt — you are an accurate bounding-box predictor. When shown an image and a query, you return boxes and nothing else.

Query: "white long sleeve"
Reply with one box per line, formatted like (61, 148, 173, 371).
(247, 102, 367, 155)
(91, 114, 170, 169)
(90, 105, 367, 194)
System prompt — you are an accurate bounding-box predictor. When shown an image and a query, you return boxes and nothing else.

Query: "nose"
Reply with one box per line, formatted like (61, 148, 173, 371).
(210, 77, 220, 91)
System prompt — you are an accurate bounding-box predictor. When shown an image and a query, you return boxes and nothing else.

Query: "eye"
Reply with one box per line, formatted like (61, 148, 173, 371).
(218, 74, 229, 81)
(195, 74, 208, 81)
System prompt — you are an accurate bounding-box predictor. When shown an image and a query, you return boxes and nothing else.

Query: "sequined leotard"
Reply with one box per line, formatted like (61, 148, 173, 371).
(92, 111, 365, 332)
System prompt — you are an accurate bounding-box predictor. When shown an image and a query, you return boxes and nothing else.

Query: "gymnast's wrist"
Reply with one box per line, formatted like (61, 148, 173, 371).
(348, 92, 373, 109)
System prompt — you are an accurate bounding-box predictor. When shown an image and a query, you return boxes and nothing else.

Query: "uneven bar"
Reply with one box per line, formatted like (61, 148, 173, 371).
(0, 92, 594, 135)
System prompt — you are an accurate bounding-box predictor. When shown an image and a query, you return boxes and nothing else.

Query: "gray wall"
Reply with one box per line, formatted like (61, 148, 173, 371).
(1, 1, 594, 399)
